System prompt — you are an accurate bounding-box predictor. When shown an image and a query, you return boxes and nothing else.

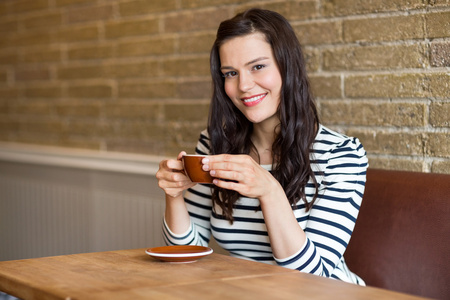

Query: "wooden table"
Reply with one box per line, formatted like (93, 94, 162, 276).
(0, 248, 429, 300)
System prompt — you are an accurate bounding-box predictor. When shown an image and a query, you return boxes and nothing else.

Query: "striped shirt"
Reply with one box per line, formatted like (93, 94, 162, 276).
(163, 124, 368, 285)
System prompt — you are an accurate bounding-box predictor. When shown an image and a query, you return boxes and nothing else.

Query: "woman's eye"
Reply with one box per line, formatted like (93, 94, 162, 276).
(253, 64, 265, 71)
(222, 71, 237, 78)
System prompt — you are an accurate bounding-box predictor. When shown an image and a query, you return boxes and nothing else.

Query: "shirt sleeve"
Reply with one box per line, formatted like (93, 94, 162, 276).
(162, 130, 214, 247)
(274, 136, 368, 278)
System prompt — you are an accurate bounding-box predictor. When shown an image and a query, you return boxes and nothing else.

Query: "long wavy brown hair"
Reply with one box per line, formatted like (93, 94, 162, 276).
(208, 8, 319, 221)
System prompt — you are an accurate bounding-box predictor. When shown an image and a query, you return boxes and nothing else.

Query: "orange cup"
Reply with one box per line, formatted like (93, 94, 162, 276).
(182, 154, 213, 183)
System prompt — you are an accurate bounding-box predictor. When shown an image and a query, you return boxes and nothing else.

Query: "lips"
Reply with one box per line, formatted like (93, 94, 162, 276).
(241, 93, 266, 107)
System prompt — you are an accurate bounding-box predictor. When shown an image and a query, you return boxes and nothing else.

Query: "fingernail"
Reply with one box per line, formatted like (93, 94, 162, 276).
(202, 158, 209, 164)
(210, 170, 216, 176)
(203, 164, 209, 171)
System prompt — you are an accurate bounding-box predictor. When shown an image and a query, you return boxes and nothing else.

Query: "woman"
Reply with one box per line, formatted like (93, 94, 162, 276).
(156, 8, 368, 285)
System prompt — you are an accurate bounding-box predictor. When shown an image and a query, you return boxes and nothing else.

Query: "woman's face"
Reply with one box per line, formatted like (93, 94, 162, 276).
(219, 32, 282, 128)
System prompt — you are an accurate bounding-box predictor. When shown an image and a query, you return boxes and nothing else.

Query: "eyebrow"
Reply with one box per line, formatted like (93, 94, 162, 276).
(220, 56, 270, 71)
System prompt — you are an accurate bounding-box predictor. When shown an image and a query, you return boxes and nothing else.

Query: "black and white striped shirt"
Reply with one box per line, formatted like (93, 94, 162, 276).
(163, 124, 368, 285)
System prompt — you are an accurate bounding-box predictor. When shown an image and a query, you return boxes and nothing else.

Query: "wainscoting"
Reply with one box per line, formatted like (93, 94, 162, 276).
(0, 143, 166, 261)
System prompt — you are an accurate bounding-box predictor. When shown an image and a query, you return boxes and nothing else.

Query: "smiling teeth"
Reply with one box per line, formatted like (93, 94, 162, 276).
(243, 94, 265, 103)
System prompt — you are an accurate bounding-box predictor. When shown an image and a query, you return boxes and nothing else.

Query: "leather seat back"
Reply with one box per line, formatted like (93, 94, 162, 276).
(344, 168, 450, 299)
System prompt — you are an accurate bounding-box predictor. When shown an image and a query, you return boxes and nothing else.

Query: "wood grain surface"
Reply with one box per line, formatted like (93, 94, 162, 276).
(0, 248, 430, 300)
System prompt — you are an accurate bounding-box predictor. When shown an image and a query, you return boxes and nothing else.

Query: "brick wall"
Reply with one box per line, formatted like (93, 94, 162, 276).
(0, 0, 448, 173)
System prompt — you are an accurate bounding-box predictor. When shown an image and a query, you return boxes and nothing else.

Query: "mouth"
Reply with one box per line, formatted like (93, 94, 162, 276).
(241, 93, 267, 107)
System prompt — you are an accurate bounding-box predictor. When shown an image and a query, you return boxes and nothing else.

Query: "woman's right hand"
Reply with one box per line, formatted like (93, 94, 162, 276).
(156, 151, 196, 199)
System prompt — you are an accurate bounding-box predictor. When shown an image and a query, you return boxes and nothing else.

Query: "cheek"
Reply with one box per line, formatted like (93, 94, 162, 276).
(262, 72, 282, 93)
(224, 81, 235, 99)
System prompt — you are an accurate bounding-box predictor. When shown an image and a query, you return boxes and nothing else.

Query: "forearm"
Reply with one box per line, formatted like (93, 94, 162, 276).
(259, 183, 306, 260)
(164, 194, 191, 235)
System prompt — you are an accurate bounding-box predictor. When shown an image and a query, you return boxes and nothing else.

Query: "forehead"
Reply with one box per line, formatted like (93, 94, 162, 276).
(219, 32, 273, 65)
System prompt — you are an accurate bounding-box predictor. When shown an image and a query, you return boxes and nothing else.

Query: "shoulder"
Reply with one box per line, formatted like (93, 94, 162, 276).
(313, 125, 365, 154)
(312, 125, 368, 169)
(194, 129, 211, 155)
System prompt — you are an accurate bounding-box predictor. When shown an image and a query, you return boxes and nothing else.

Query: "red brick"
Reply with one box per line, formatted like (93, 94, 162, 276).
(0, 18, 18, 33)
(15, 68, 51, 81)
(176, 80, 211, 99)
(105, 18, 159, 39)
(103, 121, 166, 141)
(0, 2, 9, 16)
(343, 14, 425, 42)
(323, 44, 427, 71)
(310, 76, 342, 99)
(10, 102, 55, 116)
(6, 31, 52, 48)
(117, 37, 176, 57)
(67, 84, 112, 98)
(426, 132, 450, 158)
(24, 86, 62, 99)
(0, 51, 19, 65)
(106, 139, 165, 155)
(110, 61, 161, 78)
(0, 70, 7, 83)
(321, 101, 426, 127)
(428, 73, 450, 98)
(294, 21, 342, 45)
(165, 103, 209, 121)
(322, 0, 426, 16)
(104, 102, 163, 120)
(426, 11, 450, 38)
(55, 0, 94, 7)
(22, 47, 61, 63)
(58, 65, 106, 80)
(56, 103, 101, 118)
(55, 25, 99, 43)
(304, 48, 320, 72)
(429, 0, 450, 6)
(368, 156, 424, 172)
(431, 42, 450, 67)
(345, 73, 428, 98)
(22, 12, 62, 30)
(164, 8, 228, 33)
(11, 0, 48, 13)
(431, 160, 450, 174)
(0, 1, 447, 166)
(346, 130, 425, 156)
(180, 32, 216, 54)
(68, 44, 114, 61)
(237, 1, 318, 21)
(429, 102, 450, 127)
(66, 4, 114, 24)
(0, 87, 19, 100)
(119, 0, 177, 16)
(118, 81, 176, 99)
(162, 56, 211, 77)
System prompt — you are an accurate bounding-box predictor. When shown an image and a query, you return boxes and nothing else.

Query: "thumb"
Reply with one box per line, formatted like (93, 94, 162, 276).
(177, 151, 187, 161)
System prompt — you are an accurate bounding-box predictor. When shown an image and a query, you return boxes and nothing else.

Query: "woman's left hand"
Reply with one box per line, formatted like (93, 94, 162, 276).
(202, 154, 281, 201)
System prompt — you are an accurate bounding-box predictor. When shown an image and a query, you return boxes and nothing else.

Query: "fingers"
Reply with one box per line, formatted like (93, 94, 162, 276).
(202, 154, 253, 184)
(202, 154, 275, 199)
(209, 169, 242, 182)
(162, 158, 183, 172)
(202, 154, 253, 172)
(157, 170, 194, 198)
(177, 151, 187, 161)
(156, 152, 194, 198)
(211, 178, 242, 192)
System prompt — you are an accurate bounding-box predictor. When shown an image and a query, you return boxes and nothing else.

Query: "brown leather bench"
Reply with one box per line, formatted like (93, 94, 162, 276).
(344, 168, 450, 299)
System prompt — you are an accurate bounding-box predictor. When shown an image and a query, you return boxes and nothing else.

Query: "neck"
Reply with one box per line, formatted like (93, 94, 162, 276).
(251, 122, 280, 165)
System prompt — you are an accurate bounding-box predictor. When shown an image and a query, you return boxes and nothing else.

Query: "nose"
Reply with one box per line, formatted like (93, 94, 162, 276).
(238, 72, 254, 92)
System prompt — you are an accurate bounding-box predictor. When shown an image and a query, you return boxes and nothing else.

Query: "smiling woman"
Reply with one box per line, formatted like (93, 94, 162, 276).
(156, 8, 368, 285)
(219, 32, 282, 128)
